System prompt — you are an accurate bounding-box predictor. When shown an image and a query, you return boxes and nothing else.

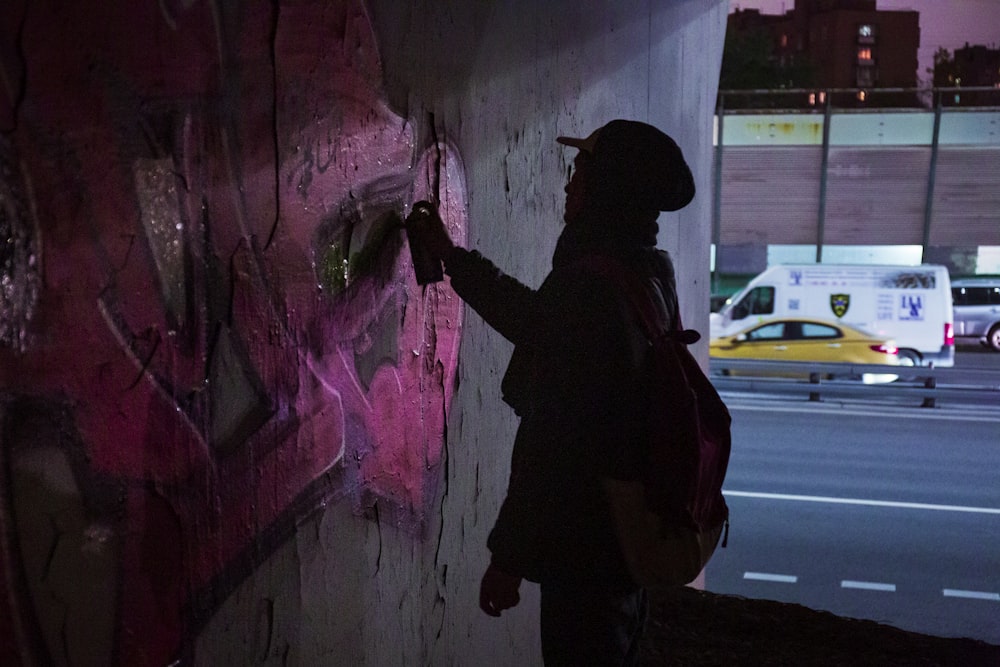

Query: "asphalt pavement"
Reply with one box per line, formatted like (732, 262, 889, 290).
(707, 363, 1000, 645)
(955, 345, 1000, 370)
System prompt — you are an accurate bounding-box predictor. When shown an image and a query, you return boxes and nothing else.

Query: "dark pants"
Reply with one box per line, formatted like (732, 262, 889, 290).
(539, 579, 648, 667)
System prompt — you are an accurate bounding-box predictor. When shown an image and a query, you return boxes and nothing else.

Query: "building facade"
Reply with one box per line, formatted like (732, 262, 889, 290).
(728, 0, 920, 107)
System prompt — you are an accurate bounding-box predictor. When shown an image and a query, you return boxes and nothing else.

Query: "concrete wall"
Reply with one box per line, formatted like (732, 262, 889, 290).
(0, 1, 726, 665)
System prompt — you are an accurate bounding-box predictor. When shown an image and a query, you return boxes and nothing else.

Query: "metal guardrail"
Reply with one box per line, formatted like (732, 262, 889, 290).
(709, 359, 1000, 408)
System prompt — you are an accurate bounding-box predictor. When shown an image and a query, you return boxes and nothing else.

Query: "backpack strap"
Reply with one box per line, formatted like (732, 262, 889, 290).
(580, 255, 701, 346)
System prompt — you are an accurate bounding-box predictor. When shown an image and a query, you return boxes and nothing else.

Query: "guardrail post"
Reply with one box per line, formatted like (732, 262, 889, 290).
(809, 372, 821, 402)
(921, 376, 936, 408)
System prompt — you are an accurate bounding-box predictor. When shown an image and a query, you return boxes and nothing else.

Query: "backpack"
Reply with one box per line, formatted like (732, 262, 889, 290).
(585, 255, 732, 587)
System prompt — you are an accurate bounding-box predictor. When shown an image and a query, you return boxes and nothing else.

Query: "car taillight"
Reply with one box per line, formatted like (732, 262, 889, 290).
(870, 344, 898, 355)
(944, 322, 954, 346)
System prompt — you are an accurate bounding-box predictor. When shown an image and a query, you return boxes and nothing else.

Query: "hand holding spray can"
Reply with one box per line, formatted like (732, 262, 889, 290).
(404, 201, 445, 285)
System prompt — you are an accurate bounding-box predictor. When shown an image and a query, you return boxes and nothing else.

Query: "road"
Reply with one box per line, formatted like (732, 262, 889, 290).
(704, 389, 1000, 644)
(955, 345, 1000, 372)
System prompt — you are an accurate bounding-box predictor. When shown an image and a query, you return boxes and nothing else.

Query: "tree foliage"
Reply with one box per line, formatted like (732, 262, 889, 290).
(719, 30, 816, 91)
(719, 28, 817, 108)
(930, 47, 955, 87)
(719, 30, 776, 90)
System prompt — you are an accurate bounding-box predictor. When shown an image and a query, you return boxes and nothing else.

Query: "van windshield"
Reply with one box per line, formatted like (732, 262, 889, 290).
(730, 286, 776, 320)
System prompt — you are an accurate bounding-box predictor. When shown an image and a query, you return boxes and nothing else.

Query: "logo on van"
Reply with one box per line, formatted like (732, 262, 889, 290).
(899, 295, 924, 321)
(830, 294, 850, 318)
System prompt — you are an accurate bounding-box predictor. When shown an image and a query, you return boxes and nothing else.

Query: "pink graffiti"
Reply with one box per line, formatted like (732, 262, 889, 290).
(0, 0, 465, 664)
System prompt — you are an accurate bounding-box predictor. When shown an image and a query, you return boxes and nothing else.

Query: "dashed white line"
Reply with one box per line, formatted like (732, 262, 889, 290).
(743, 572, 798, 583)
(724, 490, 1000, 515)
(943, 589, 1000, 601)
(841, 580, 896, 592)
(741, 576, 997, 601)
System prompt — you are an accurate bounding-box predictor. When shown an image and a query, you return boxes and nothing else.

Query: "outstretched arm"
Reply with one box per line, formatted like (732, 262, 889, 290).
(416, 204, 538, 345)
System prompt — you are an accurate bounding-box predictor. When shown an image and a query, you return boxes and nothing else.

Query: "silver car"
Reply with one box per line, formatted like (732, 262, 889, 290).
(951, 279, 1000, 351)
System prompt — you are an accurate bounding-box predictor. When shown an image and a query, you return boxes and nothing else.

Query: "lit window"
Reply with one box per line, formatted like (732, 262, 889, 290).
(857, 90, 867, 102)
(781, 33, 788, 47)
(858, 47, 873, 62)
(859, 24, 872, 38)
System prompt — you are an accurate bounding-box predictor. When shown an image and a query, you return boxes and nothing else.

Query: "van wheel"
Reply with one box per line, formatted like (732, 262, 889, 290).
(988, 325, 1000, 352)
(897, 349, 920, 366)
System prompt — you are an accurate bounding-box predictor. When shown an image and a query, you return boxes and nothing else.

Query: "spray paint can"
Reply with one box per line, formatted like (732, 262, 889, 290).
(404, 201, 445, 285)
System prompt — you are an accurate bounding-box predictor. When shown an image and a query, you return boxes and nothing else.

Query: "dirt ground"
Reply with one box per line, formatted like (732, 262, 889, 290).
(641, 586, 1000, 666)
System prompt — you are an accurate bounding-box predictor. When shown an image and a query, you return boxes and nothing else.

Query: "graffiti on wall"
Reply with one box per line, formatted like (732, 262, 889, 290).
(0, 0, 466, 664)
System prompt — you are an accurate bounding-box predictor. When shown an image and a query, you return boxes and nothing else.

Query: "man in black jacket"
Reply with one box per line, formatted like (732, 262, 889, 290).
(421, 119, 695, 666)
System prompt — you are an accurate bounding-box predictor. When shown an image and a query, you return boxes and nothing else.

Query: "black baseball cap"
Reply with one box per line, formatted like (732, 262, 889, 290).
(557, 119, 695, 212)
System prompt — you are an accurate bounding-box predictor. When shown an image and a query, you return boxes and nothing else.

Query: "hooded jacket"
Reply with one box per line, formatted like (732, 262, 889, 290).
(443, 217, 679, 586)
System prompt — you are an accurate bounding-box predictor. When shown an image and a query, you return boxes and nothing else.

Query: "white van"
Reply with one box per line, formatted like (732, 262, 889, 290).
(710, 264, 955, 367)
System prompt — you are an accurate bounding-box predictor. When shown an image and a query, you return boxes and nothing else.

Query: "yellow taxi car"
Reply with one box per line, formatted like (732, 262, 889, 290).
(709, 317, 899, 383)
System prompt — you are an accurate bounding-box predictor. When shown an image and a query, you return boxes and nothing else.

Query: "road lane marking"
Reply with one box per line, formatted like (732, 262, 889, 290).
(724, 490, 1000, 515)
(735, 575, 1000, 604)
(842, 580, 896, 592)
(744, 572, 797, 583)
(726, 401, 1000, 423)
(943, 589, 1000, 601)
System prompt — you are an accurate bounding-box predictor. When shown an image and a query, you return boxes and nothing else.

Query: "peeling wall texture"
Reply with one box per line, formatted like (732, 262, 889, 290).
(0, 0, 726, 665)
